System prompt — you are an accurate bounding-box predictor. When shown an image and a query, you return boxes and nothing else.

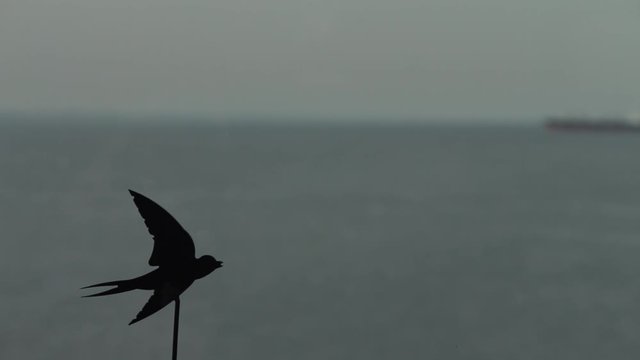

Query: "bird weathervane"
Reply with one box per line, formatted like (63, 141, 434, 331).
(83, 190, 223, 359)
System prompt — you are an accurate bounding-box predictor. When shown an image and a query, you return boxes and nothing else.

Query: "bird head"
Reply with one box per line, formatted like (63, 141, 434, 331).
(195, 255, 223, 279)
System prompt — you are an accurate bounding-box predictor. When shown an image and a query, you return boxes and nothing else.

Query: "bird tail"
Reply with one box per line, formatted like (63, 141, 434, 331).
(81, 280, 134, 297)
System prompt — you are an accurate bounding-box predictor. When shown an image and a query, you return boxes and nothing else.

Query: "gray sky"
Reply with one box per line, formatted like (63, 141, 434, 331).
(1, 0, 640, 121)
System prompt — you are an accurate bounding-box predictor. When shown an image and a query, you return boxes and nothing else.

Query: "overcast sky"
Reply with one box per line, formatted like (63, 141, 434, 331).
(1, 0, 639, 121)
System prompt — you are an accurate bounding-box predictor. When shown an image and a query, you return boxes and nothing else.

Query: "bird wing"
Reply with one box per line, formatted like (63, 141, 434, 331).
(128, 190, 196, 267)
(128, 281, 187, 325)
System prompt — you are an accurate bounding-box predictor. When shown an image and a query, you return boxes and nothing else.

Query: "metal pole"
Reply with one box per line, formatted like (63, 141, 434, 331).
(172, 298, 180, 360)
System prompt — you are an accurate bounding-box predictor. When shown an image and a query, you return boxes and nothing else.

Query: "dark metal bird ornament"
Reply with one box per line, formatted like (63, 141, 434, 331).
(83, 190, 223, 359)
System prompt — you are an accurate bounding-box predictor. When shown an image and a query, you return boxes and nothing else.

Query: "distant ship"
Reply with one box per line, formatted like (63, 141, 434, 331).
(545, 115, 640, 132)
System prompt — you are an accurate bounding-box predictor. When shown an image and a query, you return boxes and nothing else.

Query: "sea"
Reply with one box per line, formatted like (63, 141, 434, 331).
(2, 120, 640, 359)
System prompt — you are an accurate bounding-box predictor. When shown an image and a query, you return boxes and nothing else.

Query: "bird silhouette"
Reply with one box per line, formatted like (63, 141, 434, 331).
(83, 190, 223, 325)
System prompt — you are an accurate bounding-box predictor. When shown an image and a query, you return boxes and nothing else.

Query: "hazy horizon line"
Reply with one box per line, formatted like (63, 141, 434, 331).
(0, 110, 541, 126)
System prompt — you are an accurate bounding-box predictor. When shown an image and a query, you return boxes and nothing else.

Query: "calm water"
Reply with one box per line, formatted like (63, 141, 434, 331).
(2, 122, 640, 359)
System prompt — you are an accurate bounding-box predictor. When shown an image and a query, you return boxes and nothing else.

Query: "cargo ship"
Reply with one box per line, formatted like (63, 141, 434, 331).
(545, 115, 640, 132)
